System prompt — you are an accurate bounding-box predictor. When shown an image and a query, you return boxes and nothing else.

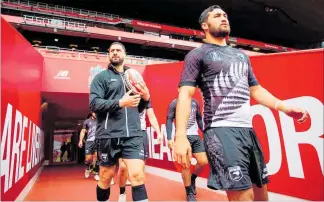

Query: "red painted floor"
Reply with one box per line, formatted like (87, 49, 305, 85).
(24, 164, 228, 201)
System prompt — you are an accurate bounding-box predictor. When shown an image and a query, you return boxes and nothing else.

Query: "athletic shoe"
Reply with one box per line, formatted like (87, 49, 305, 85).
(186, 194, 197, 202)
(94, 174, 99, 181)
(85, 169, 90, 178)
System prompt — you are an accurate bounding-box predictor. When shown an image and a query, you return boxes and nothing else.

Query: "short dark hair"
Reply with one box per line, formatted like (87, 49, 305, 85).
(109, 42, 126, 52)
(199, 5, 222, 25)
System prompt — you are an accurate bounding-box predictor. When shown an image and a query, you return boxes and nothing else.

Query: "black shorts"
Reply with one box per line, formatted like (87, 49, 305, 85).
(85, 141, 97, 155)
(142, 130, 149, 160)
(97, 136, 144, 167)
(203, 127, 269, 191)
(187, 135, 205, 153)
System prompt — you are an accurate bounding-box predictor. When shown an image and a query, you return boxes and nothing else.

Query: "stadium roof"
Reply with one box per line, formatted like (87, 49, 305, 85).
(35, 0, 324, 48)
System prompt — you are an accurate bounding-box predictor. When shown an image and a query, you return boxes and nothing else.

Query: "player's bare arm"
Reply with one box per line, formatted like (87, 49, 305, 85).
(250, 85, 308, 123)
(78, 129, 87, 148)
(147, 108, 163, 143)
(174, 86, 195, 168)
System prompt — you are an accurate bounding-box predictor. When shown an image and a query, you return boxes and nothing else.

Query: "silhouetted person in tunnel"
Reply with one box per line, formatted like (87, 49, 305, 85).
(60, 141, 67, 162)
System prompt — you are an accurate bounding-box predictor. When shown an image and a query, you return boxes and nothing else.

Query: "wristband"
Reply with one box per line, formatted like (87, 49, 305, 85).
(274, 100, 282, 110)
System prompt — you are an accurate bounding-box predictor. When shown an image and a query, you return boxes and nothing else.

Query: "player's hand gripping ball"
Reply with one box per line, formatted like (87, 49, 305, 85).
(124, 69, 144, 94)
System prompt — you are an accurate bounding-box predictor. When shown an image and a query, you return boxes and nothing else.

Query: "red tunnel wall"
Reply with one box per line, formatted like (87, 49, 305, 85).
(143, 49, 324, 201)
(1, 17, 45, 201)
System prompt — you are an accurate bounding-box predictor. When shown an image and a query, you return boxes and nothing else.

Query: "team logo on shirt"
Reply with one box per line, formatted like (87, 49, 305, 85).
(88, 65, 105, 87)
(228, 166, 243, 181)
(236, 53, 245, 60)
(210, 51, 222, 61)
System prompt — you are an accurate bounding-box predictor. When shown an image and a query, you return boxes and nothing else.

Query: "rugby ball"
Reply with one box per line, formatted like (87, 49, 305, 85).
(124, 69, 144, 94)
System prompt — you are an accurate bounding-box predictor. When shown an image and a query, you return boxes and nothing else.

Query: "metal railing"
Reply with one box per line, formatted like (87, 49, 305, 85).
(1, 0, 197, 31)
(1, 0, 293, 52)
(1, 0, 120, 20)
(22, 15, 87, 31)
(34, 46, 178, 65)
(1, 0, 196, 42)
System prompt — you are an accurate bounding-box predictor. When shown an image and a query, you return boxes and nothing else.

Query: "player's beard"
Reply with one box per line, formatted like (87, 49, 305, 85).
(110, 57, 124, 66)
(209, 23, 230, 38)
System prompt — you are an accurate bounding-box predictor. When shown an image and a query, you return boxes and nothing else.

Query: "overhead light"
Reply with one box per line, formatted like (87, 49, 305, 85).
(253, 47, 260, 51)
(54, 38, 59, 42)
(32, 40, 42, 44)
(91, 47, 100, 53)
(70, 44, 78, 51)
(265, 7, 277, 12)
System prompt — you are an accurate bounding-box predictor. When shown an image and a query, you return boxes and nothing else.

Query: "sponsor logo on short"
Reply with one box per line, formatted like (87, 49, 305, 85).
(228, 166, 243, 181)
(262, 167, 268, 179)
(139, 150, 145, 156)
(101, 153, 108, 162)
(54, 70, 70, 80)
